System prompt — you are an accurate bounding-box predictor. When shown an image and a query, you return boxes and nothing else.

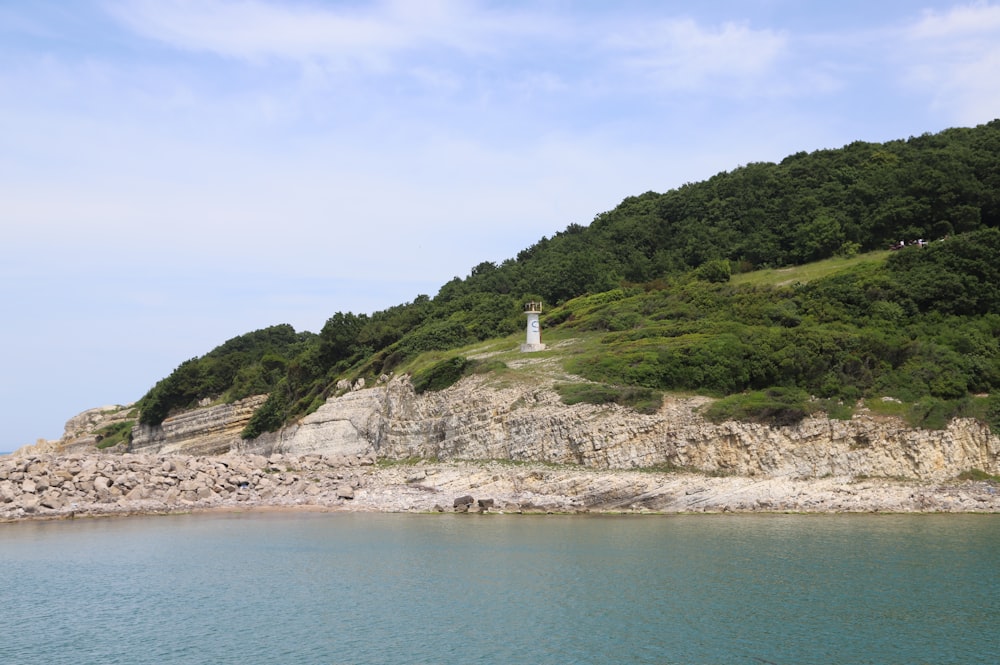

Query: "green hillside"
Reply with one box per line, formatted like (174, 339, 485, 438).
(136, 120, 1000, 437)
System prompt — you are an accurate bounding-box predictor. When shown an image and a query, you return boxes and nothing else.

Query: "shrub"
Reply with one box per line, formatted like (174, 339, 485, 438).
(702, 387, 813, 426)
(694, 259, 731, 283)
(411, 356, 470, 394)
(95, 421, 135, 449)
(957, 469, 1000, 482)
(241, 389, 287, 440)
(555, 383, 663, 414)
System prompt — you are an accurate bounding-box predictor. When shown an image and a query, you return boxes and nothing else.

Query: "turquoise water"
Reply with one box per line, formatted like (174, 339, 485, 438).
(2, 513, 997, 665)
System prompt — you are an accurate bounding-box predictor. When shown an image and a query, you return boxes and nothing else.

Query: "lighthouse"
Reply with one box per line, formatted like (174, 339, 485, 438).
(520, 301, 546, 352)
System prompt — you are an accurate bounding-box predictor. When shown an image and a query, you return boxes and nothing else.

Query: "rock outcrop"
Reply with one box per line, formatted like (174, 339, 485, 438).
(3, 454, 999, 522)
(0, 451, 372, 521)
(131, 395, 268, 456)
(24, 373, 1000, 483)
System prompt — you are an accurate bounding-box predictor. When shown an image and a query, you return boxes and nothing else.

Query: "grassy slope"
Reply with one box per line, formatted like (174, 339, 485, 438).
(403, 253, 892, 385)
(398, 249, 997, 431)
(731, 250, 890, 287)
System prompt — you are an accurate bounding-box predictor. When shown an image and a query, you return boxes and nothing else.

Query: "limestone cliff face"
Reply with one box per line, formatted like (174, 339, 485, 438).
(19, 404, 138, 455)
(314, 375, 1000, 481)
(130, 395, 269, 456)
(33, 375, 1000, 481)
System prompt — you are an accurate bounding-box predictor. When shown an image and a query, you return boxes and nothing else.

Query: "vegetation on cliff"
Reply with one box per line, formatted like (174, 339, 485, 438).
(135, 120, 1000, 435)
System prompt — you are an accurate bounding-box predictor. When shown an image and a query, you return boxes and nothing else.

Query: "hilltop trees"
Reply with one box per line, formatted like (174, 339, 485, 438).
(137, 325, 311, 425)
(135, 120, 1000, 433)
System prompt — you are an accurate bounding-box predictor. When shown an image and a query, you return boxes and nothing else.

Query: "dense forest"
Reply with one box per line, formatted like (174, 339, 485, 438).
(135, 120, 1000, 437)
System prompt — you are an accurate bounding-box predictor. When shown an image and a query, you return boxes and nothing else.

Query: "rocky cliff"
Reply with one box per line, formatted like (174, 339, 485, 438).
(34, 368, 1000, 482)
(131, 395, 269, 456)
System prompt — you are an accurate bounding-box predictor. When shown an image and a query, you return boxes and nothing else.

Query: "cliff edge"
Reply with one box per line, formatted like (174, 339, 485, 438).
(26, 365, 1000, 483)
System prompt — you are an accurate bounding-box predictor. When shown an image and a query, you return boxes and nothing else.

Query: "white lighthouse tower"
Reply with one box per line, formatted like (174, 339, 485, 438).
(520, 301, 546, 352)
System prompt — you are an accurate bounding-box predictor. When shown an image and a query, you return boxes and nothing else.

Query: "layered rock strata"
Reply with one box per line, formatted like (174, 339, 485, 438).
(131, 395, 268, 455)
(108, 375, 1000, 482)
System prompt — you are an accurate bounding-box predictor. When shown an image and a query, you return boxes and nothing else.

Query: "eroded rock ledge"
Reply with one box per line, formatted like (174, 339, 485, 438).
(11, 371, 999, 522)
(2, 453, 999, 522)
(54, 374, 1000, 482)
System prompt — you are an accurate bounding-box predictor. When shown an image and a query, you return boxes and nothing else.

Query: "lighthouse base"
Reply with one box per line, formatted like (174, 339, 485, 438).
(520, 343, 547, 353)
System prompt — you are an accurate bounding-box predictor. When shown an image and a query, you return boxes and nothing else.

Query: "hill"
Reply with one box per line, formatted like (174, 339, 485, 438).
(134, 120, 1000, 440)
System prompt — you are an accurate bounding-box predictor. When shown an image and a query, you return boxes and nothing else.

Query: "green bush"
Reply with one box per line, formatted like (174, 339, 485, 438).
(555, 383, 663, 414)
(694, 259, 731, 283)
(984, 394, 1000, 435)
(703, 388, 814, 426)
(957, 469, 1000, 482)
(240, 389, 287, 440)
(411, 356, 470, 394)
(95, 421, 135, 449)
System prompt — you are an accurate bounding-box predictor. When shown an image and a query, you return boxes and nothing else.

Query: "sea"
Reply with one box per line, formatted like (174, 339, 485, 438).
(1, 513, 997, 665)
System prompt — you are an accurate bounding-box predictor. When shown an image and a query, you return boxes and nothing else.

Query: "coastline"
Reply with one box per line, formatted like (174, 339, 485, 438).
(2, 451, 999, 523)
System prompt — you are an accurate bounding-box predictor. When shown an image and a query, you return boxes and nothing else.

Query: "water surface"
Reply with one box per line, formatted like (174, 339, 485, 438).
(2, 513, 997, 664)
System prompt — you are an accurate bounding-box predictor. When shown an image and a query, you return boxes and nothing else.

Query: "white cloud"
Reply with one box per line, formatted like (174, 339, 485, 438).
(104, 0, 544, 67)
(104, 1, 799, 101)
(901, 2, 1000, 124)
(602, 18, 788, 94)
(909, 1, 1000, 37)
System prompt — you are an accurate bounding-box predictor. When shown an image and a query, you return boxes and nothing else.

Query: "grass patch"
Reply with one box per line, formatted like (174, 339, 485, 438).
(865, 397, 909, 419)
(956, 469, 1000, 482)
(702, 388, 814, 426)
(411, 356, 470, 394)
(731, 250, 890, 287)
(815, 398, 855, 420)
(376, 456, 437, 468)
(554, 382, 663, 415)
(94, 420, 134, 449)
(410, 356, 511, 394)
(469, 359, 508, 375)
(867, 395, 990, 430)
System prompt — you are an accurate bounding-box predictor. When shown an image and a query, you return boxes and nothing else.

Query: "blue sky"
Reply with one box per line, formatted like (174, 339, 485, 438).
(3, 0, 1000, 449)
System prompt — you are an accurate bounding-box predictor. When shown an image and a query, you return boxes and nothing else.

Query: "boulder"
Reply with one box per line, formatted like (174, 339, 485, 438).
(125, 486, 146, 501)
(21, 495, 40, 513)
(453, 494, 474, 508)
(40, 492, 65, 510)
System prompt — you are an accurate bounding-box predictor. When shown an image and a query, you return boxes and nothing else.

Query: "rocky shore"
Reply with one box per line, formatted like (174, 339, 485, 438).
(2, 451, 998, 523)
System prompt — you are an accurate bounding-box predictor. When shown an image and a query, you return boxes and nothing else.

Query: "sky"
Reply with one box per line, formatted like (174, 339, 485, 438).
(2, 0, 1000, 449)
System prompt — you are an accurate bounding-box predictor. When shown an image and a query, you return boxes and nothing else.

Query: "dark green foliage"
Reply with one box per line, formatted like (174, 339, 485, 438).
(400, 321, 472, 355)
(885, 228, 1000, 316)
(985, 394, 1000, 434)
(470, 359, 508, 375)
(94, 420, 135, 449)
(903, 396, 968, 430)
(694, 259, 731, 283)
(320, 312, 369, 367)
(560, 233, 1000, 426)
(137, 325, 312, 426)
(703, 388, 814, 426)
(555, 383, 663, 414)
(240, 388, 287, 440)
(411, 356, 470, 394)
(138, 120, 1000, 435)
